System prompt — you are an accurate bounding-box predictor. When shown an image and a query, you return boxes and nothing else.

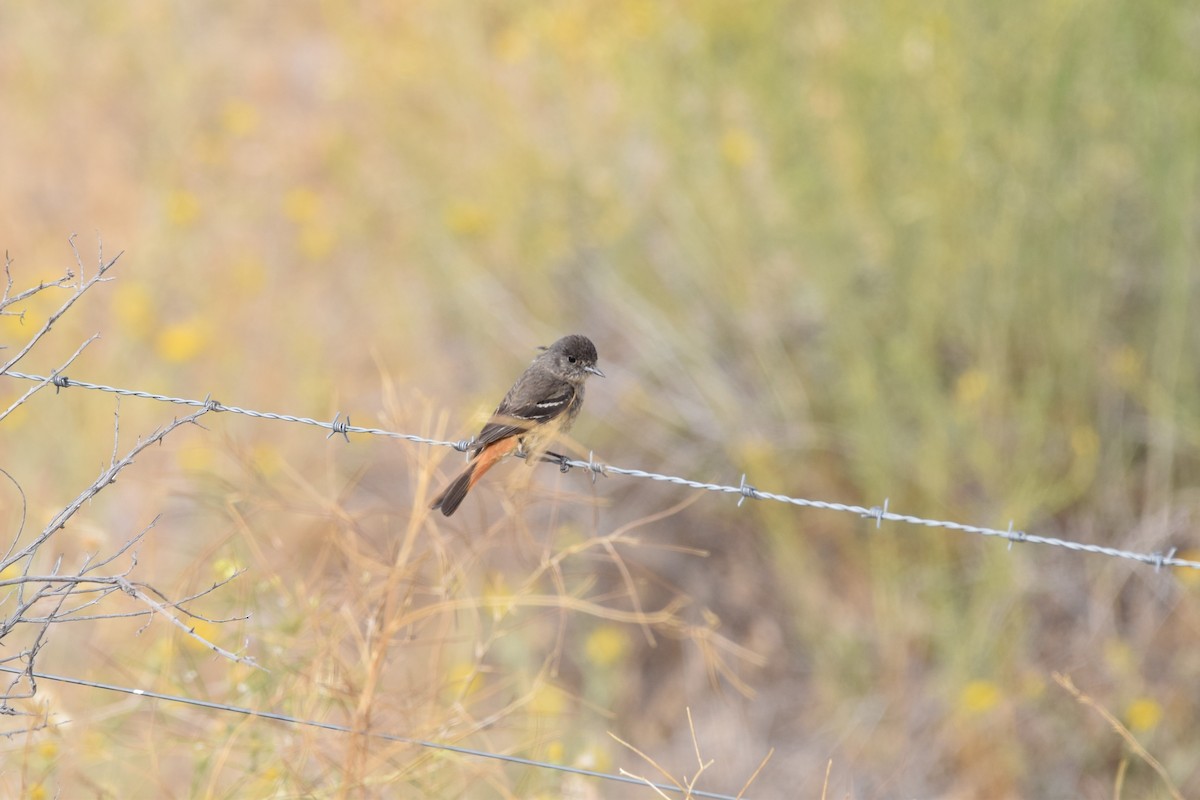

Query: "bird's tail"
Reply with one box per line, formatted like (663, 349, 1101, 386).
(429, 437, 517, 516)
(430, 464, 476, 516)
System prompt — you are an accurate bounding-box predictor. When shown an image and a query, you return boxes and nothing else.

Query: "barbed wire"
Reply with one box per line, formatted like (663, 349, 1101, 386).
(0, 665, 743, 800)
(3, 369, 1197, 572)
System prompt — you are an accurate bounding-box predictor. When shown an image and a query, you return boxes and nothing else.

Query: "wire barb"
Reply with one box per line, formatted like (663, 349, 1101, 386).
(863, 498, 888, 529)
(1006, 520, 1028, 551)
(1154, 547, 1177, 573)
(737, 474, 758, 507)
(585, 450, 607, 484)
(51, 373, 70, 392)
(327, 412, 351, 442)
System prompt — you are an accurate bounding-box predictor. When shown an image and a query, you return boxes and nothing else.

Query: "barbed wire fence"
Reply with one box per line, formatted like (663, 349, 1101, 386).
(2, 240, 1196, 798)
(0, 244, 773, 799)
(3, 370, 1194, 798)
(4, 369, 1198, 573)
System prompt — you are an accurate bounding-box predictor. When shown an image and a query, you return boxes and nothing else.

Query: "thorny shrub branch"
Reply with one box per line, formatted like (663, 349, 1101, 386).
(0, 239, 255, 726)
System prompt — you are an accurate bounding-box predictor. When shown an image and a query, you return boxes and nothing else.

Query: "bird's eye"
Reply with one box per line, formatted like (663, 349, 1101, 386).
(568, 356, 577, 363)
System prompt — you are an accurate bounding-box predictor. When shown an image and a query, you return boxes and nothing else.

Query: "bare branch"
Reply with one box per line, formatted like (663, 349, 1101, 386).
(78, 514, 160, 574)
(118, 578, 261, 670)
(0, 239, 251, 723)
(0, 250, 75, 313)
(0, 467, 28, 567)
(0, 235, 120, 376)
(1, 406, 211, 574)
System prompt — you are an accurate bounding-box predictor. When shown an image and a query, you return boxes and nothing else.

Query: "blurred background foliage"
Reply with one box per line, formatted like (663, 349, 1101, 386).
(1, 1, 1198, 797)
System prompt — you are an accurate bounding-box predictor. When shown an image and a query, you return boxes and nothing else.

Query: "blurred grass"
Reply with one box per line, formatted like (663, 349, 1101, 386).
(2, 0, 1199, 797)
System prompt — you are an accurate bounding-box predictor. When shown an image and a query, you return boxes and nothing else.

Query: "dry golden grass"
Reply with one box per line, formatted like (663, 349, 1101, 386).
(2, 1, 1199, 797)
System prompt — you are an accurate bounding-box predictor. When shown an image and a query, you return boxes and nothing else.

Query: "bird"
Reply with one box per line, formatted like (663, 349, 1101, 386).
(430, 334, 604, 516)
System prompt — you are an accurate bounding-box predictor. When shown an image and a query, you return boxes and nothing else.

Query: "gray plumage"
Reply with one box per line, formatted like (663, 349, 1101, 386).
(431, 334, 603, 516)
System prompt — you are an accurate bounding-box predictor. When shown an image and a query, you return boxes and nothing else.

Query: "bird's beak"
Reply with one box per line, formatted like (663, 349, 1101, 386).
(586, 365, 605, 378)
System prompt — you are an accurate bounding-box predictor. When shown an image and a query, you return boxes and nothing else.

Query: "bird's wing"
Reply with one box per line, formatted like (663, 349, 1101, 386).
(472, 381, 577, 452)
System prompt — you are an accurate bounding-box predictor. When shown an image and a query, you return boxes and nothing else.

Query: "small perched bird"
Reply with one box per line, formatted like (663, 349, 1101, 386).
(430, 334, 604, 516)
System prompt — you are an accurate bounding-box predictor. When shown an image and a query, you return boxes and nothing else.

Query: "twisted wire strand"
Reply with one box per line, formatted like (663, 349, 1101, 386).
(4, 370, 1197, 571)
(0, 665, 741, 800)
